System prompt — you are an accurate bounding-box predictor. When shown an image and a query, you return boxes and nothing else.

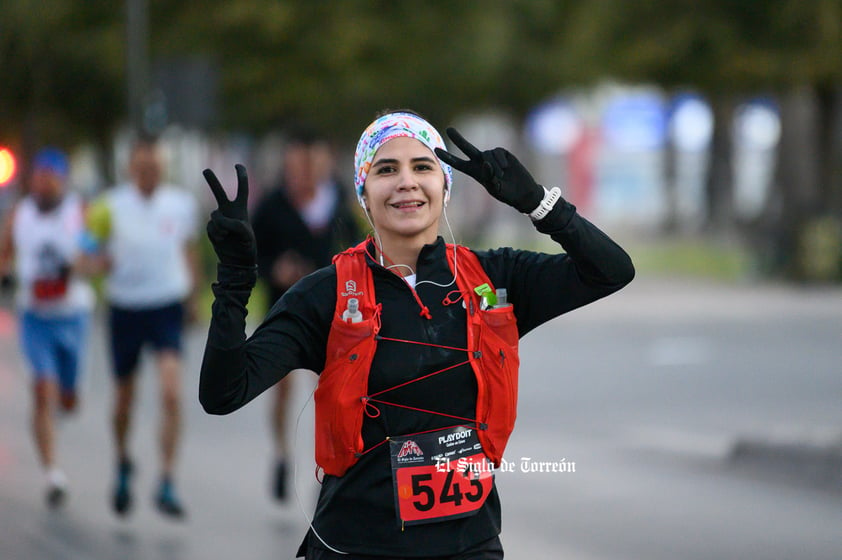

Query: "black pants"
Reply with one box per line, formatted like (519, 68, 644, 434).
(303, 536, 504, 559)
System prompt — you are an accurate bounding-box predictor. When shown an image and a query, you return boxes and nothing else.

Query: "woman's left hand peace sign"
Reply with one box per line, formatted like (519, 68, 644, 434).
(435, 128, 544, 214)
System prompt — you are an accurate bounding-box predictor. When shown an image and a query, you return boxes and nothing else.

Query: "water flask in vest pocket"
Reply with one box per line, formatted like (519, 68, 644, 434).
(493, 288, 512, 309)
(342, 298, 363, 323)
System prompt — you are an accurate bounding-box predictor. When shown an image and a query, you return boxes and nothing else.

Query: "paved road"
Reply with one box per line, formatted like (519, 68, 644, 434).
(1, 277, 841, 559)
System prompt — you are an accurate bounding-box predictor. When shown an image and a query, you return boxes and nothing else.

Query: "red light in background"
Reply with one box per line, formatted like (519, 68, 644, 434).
(0, 148, 16, 187)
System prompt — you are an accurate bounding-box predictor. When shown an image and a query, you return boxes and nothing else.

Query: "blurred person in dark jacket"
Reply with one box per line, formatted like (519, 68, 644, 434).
(251, 127, 363, 502)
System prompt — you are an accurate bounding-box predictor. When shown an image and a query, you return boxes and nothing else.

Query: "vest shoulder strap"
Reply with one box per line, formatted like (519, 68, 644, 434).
(333, 240, 377, 318)
(447, 244, 494, 302)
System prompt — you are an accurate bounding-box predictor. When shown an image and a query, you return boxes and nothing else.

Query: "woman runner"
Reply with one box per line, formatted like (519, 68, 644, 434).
(199, 110, 634, 559)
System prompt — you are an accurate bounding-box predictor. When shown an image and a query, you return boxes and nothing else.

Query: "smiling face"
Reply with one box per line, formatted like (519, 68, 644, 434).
(361, 136, 446, 247)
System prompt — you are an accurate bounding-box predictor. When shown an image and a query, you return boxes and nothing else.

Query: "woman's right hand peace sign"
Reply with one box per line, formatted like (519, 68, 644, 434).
(203, 164, 257, 267)
(204, 164, 249, 221)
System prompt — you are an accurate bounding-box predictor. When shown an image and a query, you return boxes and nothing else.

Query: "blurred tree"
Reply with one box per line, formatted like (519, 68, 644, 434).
(149, 0, 579, 142)
(555, 0, 842, 280)
(0, 0, 123, 178)
(2, 0, 841, 280)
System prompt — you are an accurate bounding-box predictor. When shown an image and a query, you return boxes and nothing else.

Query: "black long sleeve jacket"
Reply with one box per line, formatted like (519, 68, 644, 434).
(199, 199, 634, 556)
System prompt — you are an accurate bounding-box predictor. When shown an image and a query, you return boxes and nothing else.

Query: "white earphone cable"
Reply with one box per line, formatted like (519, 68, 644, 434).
(292, 382, 349, 555)
(361, 203, 459, 289)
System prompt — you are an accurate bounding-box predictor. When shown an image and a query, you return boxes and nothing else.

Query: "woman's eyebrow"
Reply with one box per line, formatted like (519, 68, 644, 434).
(372, 156, 436, 167)
(371, 157, 398, 168)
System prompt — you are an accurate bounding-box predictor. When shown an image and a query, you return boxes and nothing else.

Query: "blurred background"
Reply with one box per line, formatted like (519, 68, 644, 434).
(1, 0, 841, 280)
(1, 1, 841, 559)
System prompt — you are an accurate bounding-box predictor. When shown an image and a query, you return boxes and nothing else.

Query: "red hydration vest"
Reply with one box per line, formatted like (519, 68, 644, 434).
(314, 240, 520, 477)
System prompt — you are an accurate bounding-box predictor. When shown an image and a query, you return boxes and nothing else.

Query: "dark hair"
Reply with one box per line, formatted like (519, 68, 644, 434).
(374, 108, 428, 121)
(130, 134, 159, 154)
(285, 123, 324, 147)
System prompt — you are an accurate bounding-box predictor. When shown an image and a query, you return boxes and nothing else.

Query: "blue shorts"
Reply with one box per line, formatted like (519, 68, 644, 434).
(108, 302, 184, 379)
(19, 311, 90, 393)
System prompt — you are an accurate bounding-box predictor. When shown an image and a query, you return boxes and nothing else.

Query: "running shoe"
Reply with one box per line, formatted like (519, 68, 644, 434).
(273, 459, 288, 502)
(112, 458, 133, 516)
(45, 467, 68, 509)
(46, 483, 67, 508)
(155, 477, 186, 519)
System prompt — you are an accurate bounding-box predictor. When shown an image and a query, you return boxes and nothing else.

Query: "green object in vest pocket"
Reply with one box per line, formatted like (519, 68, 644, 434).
(474, 283, 496, 309)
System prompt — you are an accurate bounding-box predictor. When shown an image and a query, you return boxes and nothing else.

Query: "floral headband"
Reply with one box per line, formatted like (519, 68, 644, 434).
(353, 112, 453, 208)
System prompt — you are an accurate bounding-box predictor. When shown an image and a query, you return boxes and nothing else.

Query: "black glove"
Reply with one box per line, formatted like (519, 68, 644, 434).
(435, 127, 545, 214)
(203, 164, 257, 268)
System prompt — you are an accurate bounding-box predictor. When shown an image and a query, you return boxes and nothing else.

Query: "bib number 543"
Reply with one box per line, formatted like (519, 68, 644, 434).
(410, 469, 484, 511)
(396, 454, 492, 524)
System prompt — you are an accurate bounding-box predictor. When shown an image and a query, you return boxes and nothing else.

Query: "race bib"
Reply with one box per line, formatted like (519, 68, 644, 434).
(32, 276, 69, 301)
(389, 426, 494, 526)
